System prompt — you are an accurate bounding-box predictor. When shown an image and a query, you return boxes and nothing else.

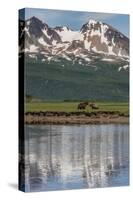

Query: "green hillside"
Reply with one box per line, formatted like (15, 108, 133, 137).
(25, 59, 129, 102)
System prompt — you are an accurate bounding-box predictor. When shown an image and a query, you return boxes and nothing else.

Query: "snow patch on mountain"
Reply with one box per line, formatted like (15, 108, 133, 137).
(55, 28, 83, 42)
(24, 27, 30, 37)
(29, 54, 37, 59)
(42, 28, 51, 39)
(102, 58, 114, 62)
(83, 57, 91, 62)
(25, 45, 39, 53)
(112, 37, 115, 46)
(61, 53, 71, 61)
(88, 19, 97, 25)
(84, 40, 91, 50)
(26, 20, 31, 26)
(108, 46, 116, 56)
(52, 40, 57, 45)
(38, 37, 49, 46)
(47, 56, 53, 61)
(100, 25, 109, 44)
(91, 46, 104, 54)
(118, 64, 129, 71)
(90, 29, 101, 37)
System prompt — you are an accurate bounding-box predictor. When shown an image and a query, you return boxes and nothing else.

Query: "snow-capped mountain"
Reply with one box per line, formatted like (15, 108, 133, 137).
(21, 16, 61, 52)
(19, 16, 129, 64)
(80, 19, 129, 57)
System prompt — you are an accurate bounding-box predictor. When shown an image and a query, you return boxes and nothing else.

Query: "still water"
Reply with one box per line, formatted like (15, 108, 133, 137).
(24, 124, 129, 192)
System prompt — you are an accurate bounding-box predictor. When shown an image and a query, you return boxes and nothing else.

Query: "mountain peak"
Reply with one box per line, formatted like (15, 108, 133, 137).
(88, 19, 98, 25)
(20, 16, 129, 59)
(26, 16, 48, 28)
(30, 16, 38, 20)
(81, 19, 107, 31)
(28, 16, 42, 22)
(86, 19, 104, 27)
(26, 16, 39, 24)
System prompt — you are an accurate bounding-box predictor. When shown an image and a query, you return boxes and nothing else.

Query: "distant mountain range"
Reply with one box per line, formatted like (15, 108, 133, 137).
(19, 16, 129, 101)
(19, 16, 129, 66)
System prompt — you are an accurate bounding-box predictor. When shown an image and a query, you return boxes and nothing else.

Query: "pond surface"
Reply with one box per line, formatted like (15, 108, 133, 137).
(23, 124, 129, 192)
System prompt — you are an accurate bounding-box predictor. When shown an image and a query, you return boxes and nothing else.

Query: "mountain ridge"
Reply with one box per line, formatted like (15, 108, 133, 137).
(19, 16, 129, 65)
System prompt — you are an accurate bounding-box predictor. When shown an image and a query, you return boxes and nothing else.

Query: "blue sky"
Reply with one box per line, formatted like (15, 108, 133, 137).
(20, 8, 129, 37)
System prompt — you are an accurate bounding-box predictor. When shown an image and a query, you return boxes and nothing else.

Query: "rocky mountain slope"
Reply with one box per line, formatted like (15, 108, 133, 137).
(19, 16, 129, 65)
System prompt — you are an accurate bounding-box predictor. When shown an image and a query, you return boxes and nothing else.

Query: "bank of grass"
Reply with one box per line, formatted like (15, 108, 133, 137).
(25, 102, 129, 114)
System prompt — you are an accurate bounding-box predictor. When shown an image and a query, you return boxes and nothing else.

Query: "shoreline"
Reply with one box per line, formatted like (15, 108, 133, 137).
(25, 111, 129, 125)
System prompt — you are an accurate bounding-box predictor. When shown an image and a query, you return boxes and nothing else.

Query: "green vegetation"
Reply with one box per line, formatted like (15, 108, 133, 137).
(25, 94, 42, 103)
(25, 102, 129, 114)
(25, 59, 129, 102)
(25, 95, 33, 103)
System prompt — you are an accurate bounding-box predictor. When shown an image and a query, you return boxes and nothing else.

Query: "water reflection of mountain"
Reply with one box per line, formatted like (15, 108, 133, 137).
(24, 124, 129, 192)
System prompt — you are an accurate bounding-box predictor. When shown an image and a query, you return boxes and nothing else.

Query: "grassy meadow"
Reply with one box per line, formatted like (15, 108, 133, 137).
(25, 102, 129, 114)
